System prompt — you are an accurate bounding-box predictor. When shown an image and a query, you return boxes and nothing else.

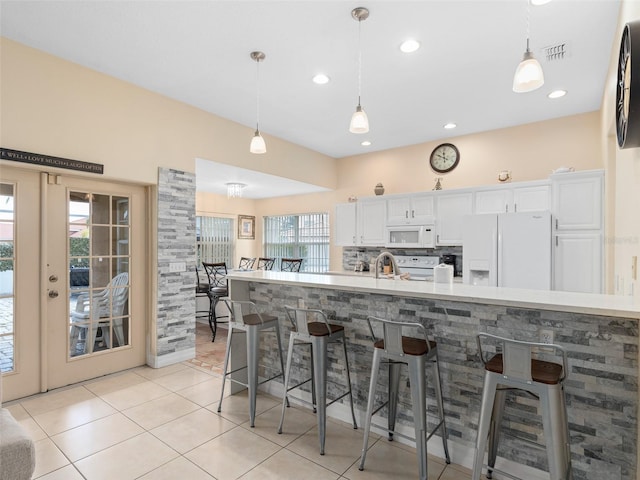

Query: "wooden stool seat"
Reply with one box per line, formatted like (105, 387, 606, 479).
(373, 337, 437, 356)
(485, 354, 564, 385)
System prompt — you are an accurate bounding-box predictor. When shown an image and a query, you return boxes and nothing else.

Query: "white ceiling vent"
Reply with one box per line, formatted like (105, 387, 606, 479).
(542, 42, 570, 62)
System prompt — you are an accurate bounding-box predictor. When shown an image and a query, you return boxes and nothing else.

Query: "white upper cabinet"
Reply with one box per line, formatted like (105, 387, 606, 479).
(334, 200, 386, 246)
(513, 184, 551, 212)
(474, 182, 550, 214)
(334, 203, 357, 246)
(387, 193, 435, 225)
(552, 170, 603, 231)
(357, 199, 386, 246)
(474, 188, 512, 214)
(435, 191, 473, 245)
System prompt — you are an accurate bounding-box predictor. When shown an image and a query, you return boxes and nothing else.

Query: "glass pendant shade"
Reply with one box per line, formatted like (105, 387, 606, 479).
(513, 47, 545, 93)
(249, 130, 266, 154)
(349, 105, 369, 134)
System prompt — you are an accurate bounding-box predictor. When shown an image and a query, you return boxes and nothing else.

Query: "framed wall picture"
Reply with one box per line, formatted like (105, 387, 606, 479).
(238, 215, 255, 239)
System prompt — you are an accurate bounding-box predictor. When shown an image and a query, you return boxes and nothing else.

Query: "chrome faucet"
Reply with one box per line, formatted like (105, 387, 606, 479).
(374, 252, 400, 279)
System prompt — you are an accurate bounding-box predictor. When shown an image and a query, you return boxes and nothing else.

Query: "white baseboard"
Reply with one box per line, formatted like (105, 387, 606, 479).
(260, 381, 549, 480)
(147, 347, 195, 368)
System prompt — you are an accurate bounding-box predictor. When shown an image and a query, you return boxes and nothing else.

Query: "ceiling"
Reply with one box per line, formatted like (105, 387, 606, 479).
(0, 1, 621, 198)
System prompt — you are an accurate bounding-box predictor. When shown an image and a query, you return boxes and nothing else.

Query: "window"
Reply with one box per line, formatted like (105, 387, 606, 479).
(196, 216, 233, 267)
(0, 183, 15, 372)
(263, 213, 329, 272)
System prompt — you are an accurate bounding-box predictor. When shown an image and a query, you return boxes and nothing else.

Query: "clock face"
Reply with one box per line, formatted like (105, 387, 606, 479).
(429, 143, 460, 173)
(616, 21, 640, 149)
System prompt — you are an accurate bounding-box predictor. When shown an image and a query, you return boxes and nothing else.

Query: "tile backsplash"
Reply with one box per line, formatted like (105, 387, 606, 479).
(342, 246, 462, 275)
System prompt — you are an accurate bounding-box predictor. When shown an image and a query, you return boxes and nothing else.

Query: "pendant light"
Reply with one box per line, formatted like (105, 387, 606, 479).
(513, 0, 544, 93)
(249, 51, 266, 154)
(349, 7, 370, 134)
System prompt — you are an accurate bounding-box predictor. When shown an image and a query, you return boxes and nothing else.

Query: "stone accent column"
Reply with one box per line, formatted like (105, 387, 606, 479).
(150, 167, 196, 367)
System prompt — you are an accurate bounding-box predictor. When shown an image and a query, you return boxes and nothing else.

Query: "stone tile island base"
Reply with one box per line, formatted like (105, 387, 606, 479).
(228, 278, 638, 480)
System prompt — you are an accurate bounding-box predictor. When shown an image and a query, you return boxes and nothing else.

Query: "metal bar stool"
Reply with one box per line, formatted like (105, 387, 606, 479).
(217, 299, 287, 427)
(202, 262, 228, 341)
(472, 333, 571, 480)
(277, 306, 358, 454)
(359, 316, 450, 480)
(195, 267, 211, 322)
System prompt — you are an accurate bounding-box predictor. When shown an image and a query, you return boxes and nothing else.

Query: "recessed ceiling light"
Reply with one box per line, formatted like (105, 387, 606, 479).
(400, 39, 420, 53)
(312, 73, 330, 85)
(444, 123, 457, 129)
(361, 140, 371, 146)
(548, 89, 567, 99)
(531, 0, 551, 5)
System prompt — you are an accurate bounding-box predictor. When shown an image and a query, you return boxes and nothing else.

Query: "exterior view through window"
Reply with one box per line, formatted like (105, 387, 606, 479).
(0, 184, 15, 372)
(263, 213, 329, 272)
(196, 216, 233, 267)
(68, 192, 131, 357)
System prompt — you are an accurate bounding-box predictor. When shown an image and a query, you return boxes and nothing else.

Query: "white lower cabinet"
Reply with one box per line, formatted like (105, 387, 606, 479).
(553, 233, 602, 293)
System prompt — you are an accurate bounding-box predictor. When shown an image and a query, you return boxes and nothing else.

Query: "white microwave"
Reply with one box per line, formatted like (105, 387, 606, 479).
(385, 225, 435, 248)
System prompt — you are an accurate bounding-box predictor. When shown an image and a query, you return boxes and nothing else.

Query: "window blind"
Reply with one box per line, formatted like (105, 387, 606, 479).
(263, 213, 329, 272)
(196, 216, 233, 267)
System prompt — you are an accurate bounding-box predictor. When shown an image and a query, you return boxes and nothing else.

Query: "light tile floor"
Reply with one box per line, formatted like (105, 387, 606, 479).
(5, 323, 481, 479)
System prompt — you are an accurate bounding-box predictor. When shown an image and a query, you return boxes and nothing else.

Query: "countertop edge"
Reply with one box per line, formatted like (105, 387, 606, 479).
(226, 271, 640, 319)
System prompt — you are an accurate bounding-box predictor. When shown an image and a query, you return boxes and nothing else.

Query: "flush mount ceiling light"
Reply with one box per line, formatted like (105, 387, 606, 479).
(513, 0, 545, 93)
(226, 182, 246, 199)
(548, 89, 567, 99)
(349, 7, 370, 134)
(249, 51, 266, 154)
(312, 73, 330, 85)
(400, 39, 420, 53)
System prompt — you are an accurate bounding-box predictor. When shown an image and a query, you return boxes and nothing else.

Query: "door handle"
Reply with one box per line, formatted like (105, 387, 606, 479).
(48, 290, 59, 298)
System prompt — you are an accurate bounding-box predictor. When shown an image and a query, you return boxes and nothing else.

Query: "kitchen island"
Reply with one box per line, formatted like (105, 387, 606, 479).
(226, 270, 640, 480)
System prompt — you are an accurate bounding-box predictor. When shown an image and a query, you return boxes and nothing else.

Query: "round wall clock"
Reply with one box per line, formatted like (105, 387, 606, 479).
(429, 143, 460, 173)
(616, 21, 640, 149)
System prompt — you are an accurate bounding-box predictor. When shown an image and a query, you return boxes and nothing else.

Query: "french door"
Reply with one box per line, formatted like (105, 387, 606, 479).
(0, 167, 148, 401)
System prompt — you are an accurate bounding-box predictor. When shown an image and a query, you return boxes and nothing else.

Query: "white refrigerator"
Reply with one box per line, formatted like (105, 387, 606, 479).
(462, 212, 552, 290)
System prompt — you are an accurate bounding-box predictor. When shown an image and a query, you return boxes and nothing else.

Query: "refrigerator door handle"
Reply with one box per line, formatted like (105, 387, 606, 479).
(497, 228, 503, 287)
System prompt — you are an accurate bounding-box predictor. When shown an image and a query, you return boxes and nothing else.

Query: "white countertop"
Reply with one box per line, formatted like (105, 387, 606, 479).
(226, 270, 640, 319)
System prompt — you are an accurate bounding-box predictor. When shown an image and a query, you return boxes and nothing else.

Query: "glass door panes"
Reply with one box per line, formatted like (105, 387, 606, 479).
(69, 192, 130, 357)
(0, 184, 15, 372)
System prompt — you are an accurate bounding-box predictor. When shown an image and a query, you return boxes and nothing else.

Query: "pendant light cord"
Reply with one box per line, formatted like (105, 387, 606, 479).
(357, 17, 362, 106)
(255, 57, 261, 131)
(525, 0, 531, 51)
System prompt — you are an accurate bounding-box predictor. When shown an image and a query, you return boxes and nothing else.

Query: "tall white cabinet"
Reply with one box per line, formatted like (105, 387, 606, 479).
(551, 170, 604, 293)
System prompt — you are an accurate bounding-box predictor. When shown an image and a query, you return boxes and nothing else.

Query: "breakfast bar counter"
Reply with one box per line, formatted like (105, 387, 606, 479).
(226, 270, 640, 480)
